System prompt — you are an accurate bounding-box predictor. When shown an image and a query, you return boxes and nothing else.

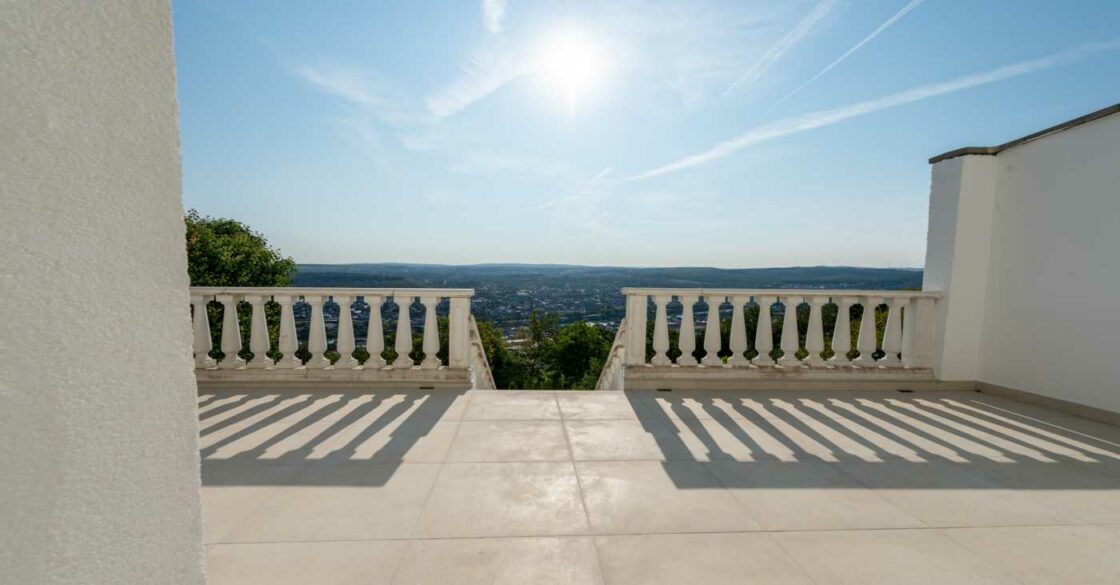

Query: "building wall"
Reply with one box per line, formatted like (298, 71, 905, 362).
(0, 2, 204, 584)
(978, 114, 1120, 412)
(925, 111, 1120, 413)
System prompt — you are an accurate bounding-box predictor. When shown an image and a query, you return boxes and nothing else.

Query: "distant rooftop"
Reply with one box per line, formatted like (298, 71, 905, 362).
(930, 102, 1120, 163)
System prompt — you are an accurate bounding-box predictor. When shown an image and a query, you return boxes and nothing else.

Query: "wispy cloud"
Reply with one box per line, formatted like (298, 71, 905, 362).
(291, 62, 419, 126)
(630, 40, 1120, 181)
(448, 151, 581, 178)
(482, 0, 508, 34)
(722, 0, 841, 97)
(768, 0, 927, 113)
(425, 49, 523, 118)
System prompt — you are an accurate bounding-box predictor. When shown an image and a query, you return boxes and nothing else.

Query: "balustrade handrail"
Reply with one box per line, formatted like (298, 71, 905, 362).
(622, 287, 940, 299)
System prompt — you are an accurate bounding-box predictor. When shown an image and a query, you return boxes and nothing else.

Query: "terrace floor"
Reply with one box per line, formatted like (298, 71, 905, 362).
(199, 387, 1120, 585)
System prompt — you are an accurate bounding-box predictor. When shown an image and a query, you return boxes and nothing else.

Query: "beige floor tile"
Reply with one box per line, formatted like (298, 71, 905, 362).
(835, 461, 1074, 527)
(775, 529, 1018, 585)
(414, 462, 588, 538)
(447, 421, 570, 462)
(200, 462, 307, 544)
(237, 417, 459, 464)
(944, 525, 1120, 585)
(222, 462, 440, 542)
(595, 533, 814, 585)
(392, 537, 602, 585)
(565, 419, 687, 461)
(205, 540, 407, 585)
(463, 391, 561, 420)
(576, 460, 760, 534)
(556, 391, 651, 420)
(710, 461, 924, 530)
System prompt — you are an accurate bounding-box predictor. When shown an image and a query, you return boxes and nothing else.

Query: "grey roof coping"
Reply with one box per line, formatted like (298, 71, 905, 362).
(929, 102, 1120, 164)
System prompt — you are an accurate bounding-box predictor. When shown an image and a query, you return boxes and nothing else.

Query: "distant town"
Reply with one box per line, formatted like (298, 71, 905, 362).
(292, 263, 923, 339)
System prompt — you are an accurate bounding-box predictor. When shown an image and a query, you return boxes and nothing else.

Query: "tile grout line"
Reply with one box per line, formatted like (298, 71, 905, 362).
(384, 389, 474, 585)
(555, 391, 611, 585)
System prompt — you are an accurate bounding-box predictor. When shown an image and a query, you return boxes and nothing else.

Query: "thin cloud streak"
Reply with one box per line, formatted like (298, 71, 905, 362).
(425, 50, 522, 118)
(629, 40, 1120, 182)
(722, 0, 841, 97)
(482, 0, 508, 34)
(768, 0, 927, 113)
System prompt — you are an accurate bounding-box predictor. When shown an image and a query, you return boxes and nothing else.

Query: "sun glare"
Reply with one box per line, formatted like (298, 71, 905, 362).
(533, 27, 606, 114)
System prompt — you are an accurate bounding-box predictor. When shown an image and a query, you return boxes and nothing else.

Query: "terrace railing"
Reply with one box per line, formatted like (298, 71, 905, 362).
(603, 288, 941, 391)
(189, 287, 493, 389)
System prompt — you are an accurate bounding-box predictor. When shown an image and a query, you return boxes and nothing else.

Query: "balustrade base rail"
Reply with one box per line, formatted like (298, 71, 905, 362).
(623, 365, 964, 392)
(195, 365, 473, 389)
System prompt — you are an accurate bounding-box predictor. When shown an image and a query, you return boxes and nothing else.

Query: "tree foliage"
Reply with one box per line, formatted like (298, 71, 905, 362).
(186, 209, 296, 286)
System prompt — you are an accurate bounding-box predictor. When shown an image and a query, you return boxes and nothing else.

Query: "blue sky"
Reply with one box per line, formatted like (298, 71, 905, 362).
(174, 0, 1120, 268)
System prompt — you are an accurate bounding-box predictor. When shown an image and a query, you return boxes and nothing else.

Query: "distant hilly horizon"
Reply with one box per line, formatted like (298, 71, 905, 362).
(293, 263, 924, 291)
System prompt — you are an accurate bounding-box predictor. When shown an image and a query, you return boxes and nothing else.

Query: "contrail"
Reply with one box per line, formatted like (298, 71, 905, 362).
(767, 0, 927, 113)
(627, 40, 1119, 182)
(722, 0, 841, 97)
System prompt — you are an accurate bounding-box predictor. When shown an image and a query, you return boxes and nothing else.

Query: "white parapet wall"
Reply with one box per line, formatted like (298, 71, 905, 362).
(925, 104, 1120, 415)
(0, 2, 204, 584)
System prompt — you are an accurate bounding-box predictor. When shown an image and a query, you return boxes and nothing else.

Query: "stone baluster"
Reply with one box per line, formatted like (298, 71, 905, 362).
(676, 294, 698, 366)
(651, 295, 671, 366)
(701, 295, 724, 366)
(273, 294, 301, 368)
(752, 296, 776, 366)
(879, 297, 905, 367)
(448, 297, 470, 369)
(852, 296, 882, 367)
(624, 294, 648, 366)
(777, 296, 803, 367)
(901, 298, 917, 368)
(216, 294, 245, 369)
(364, 295, 387, 368)
(244, 294, 272, 368)
(804, 296, 827, 367)
(829, 297, 855, 366)
(190, 295, 216, 369)
(728, 295, 749, 366)
(303, 295, 330, 368)
(334, 295, 358, 368)
(420, 296, 442, 369)
(393, 296, 415, 369)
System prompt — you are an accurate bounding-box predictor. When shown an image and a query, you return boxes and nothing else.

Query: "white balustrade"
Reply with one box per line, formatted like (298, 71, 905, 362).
(677, 295, 698, 366)
(728, 295, 749, 366)
(190, 295, 216, 369)
(619, 289, 940, 374)
(777, 295, 803, 368)
(701, 295, 724, 366)
(188, 288, 478, 380)
(334, 294, 359, 368)
(852, 296, 882, 367)
(216, 294, 245, 369)
(829, 296, 855, 366)
(753, 296, 776, 366)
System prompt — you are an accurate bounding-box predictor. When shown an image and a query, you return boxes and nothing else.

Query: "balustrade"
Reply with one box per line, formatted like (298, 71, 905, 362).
(189, 288, 476, 374)
(619, 288, 939, 370)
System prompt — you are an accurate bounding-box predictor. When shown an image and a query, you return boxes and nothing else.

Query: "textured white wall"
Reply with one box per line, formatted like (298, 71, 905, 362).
(923, 156, 998, 381)
(978, 114, 1120, 412)
(925, 111, 1120, 412)
(0, 2, 204, 584)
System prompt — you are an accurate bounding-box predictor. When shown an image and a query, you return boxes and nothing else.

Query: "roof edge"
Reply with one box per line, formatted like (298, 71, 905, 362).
(929, 102, 1120, 164)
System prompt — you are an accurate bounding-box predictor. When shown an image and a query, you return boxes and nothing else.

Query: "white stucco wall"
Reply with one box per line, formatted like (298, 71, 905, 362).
(0, 2, 204, 584)
(925, 111, 1120, 413)
(977, 114, 1120, 412)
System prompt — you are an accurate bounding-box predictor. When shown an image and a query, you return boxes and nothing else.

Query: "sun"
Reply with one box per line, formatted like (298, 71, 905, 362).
(533, 27, 606, 114)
